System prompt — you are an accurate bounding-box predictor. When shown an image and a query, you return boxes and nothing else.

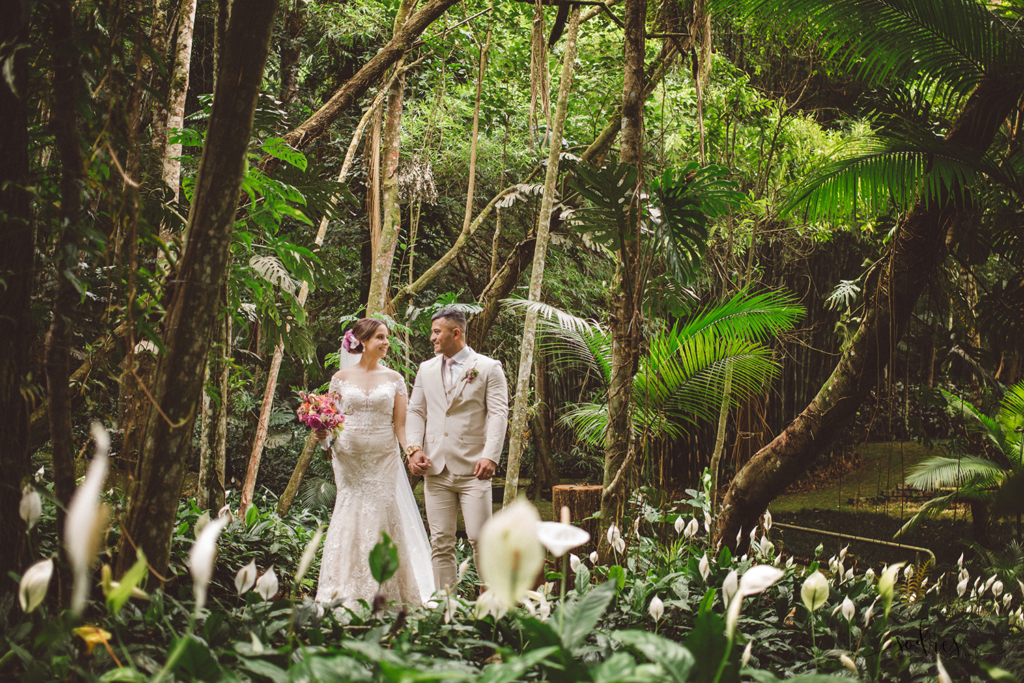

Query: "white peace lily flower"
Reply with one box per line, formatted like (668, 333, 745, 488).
(841, 596, 855, 623)
(19, 485, 41, 531)
(295, 526, 325, 587)
(837, 561, 845, 578)
(762, 509, 772, 532)
(613, 537, 626, 554)
(250, 632, 264, 655)
(749, 527, 758, 544)
(878, 562, 905, 617)
(881, 638, 893, 652)
(983, 575, 996, 595)
(741, 554, 748, 562)
(959, 568, 969, 583)
(840, 654, 857, 674)
(801, 571, 829, 613)
(903, 565, 914, 581)
(478, 499, 544, 610)
(632, 516, 641, 537)
(839, 545, 848, 561)
(536, 521, 590, 557)
(722, 570, 738, 605)
(35, 466, 45, 481)
(735, 528, 742, 545)
(649, 595, 664, 621)
(674, 516, 686, 535)
(1004, 593, 1012, 609)
(786, 557, 794, 569)
(607, 524, 621, 546)
(774, 554, 781, 566)
(957, 578, 969, 597)
(474, 588, 507, 620)
(236, 560, 257, 595)
(992, 580, 1004, 598)
(256, 567, 279, 601)
(194, 511, 211, 538)
(845, 569, 854, 582)
(684, 518, 699, 539)
(1018, 579, 1024, 597)
(741, 641, 752, 667)
(957, 553, 964, 569)
(831, 603, 843, 617)
(863, 597, 878, 627)
(188, 514, 230, 613)
(920, 577, 928, 589)
(726, 565, 784, 637)
(589, 551, 599, 564)
(65, 423, 111, 614)
(760, 540, 775, 557)
(937, 653, 952, 683)
(19, 559, 54, 613)
(458, 558, 471, 582)
(828, 556, 838, 573)
(699, 553, 710, 582)
(569, 554, 581, 573)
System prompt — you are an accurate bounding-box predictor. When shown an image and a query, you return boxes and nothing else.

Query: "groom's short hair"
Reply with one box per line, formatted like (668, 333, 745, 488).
(431, 307, 467, 332)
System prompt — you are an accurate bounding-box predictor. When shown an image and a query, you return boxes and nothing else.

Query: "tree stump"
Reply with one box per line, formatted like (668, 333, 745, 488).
(552, 485, 603, 556)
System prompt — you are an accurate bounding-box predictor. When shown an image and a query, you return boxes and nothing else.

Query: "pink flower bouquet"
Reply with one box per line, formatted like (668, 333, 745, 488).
(297, 391, 344, 450)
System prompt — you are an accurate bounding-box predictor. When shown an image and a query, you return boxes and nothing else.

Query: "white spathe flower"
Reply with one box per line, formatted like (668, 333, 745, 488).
(684, 518, 699, 539)
(569, 554, 581, 573)
(478, 499, 545, 610)
(256, 567, 279, 601)
(762, 509, 772, 532)
(749, 527, 758, 544)
(992, 580, 1004, 599)
(19, 559, 54, 613)
(674, 515, 685, 535)
(845, 568, 854, 583)
(959, 568, 969, 583)
(722, 570, 739, 605)
(295, 526, 325, 587)
(786, 556, 795, 569)
(937, 653, 952, 683)
(188, 514, 230, 613)
(649, 595, 664, 621)
(726, 565, 784, 636)
(735, 528, 742, 545)
(536, 521, 590, 557)
(607, 524, 621, 546)
(904, 565, 915, 581)
(236, 560, 257, 595)
(19, 485, 41, 531)
(194, 511, 211, 538)
(839, 545, 848, 561)
(1004, 593, 1012, 609)
(526, 590, 551, 621)
(878, 562, 906, 618)
(801, 571, 829, 613)
(957, 553, 964, 569)
(741, 641, 752, 667)
(35, 466, 45, 481)
(841, 596, 855, 623)
(589, 551, 599, 564)
(760, 540, 775, 557)
(699, 553, 710, 582)
(458, 558, 471, 582)
(957, 577, 969, 597)
(65, 423, 111, 614)
(613, 537, 626, 554)
(475, 588, 507, 620)
(983, 574, 996, 595)
(840, 654, 857, 674)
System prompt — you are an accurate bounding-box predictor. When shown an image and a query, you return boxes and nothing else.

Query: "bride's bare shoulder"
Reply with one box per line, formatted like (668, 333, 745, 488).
(384, 368, 404, 383)
(332, 368, 354, 382)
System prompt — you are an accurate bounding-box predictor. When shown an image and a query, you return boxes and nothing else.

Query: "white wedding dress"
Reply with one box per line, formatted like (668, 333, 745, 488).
(315, 377, 434, 607)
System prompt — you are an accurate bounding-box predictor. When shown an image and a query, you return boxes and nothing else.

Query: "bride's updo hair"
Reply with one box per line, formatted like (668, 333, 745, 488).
(344, 318, 387, 354)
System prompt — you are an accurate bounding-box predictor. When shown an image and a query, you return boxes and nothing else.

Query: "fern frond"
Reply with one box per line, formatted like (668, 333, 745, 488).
(674, 289, 804, 344)
(905, 454, 1006, 489)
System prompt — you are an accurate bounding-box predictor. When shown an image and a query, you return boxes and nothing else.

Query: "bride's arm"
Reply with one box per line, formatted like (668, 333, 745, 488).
(393, 384, 410, 453)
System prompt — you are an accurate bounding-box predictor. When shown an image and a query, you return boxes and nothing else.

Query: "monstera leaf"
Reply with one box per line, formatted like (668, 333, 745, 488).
(566, 159, 639, 250)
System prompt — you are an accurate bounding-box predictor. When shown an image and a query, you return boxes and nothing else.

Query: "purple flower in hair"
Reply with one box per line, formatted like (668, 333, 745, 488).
(342, 329, 361, 353)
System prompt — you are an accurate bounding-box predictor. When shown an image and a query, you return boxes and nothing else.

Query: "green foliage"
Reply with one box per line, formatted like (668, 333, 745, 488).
(368, 533, 400, 585)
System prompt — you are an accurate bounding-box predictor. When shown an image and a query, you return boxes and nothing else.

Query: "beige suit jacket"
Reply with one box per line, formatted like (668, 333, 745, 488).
(407, 349, 509, 476)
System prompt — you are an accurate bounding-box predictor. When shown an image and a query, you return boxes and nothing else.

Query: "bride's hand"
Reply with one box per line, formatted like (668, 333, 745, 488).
(312, 429, 328, 441)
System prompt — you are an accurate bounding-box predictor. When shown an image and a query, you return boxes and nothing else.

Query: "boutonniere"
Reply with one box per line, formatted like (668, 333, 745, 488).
(462, 367, 479, 383)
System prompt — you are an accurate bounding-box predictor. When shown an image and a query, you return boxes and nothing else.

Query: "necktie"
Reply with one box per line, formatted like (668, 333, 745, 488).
(444, 357, 455, 391)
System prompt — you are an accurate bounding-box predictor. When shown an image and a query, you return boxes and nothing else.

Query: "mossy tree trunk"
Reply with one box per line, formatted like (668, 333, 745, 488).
(116, 0, 281, 579)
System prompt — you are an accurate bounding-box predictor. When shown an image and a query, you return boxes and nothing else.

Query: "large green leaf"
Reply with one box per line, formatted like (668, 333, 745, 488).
(566, 159, 639, 250)
(557, 580, 617, 651)
(612, 630, 695, 683)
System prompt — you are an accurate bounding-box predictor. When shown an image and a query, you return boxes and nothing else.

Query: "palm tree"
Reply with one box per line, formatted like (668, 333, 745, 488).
(710, 0, 1024, 548)
(507, 289, 802, 496)
(901, 382, 1024, 546)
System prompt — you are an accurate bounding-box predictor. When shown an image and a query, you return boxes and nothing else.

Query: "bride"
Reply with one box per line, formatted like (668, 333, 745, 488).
(312, 318, 434, 607)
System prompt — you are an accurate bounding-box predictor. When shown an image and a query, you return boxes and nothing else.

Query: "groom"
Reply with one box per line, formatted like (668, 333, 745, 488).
(406, 307, 509, 592)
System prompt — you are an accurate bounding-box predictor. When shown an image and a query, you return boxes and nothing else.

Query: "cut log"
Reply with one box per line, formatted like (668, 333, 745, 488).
(552, 484, 602, 556)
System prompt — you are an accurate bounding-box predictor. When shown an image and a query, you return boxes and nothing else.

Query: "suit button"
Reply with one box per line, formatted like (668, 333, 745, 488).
(444, 432, 448, 436)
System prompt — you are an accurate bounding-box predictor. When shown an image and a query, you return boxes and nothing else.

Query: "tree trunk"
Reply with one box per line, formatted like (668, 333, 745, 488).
(467, 236, 536, 349)
(278, 0, 306, 105)
(529, 353, 560, 499)
(116, 0, 280, 579)
(716, 76, 1023, 550)
(277, 437, 318, 516)
(44, 0, 87, 537)
(598, 0, 645, 559)
(0, 0, 34, 587)
(366, 0, 418, 316)
(157, 0, 199, 200)
(504, 6, 581, 506)
(552, 485, 602, 556)
(198, 299, 229, 512)
(262, 0, 463, 172)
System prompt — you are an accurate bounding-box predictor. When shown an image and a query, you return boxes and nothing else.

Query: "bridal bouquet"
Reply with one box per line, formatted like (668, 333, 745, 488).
(297, 391, 344, 450)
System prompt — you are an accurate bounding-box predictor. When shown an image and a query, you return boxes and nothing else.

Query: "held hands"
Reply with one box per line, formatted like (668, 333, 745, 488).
(407, 447, 431, 476)
(474, 458, 496, 481)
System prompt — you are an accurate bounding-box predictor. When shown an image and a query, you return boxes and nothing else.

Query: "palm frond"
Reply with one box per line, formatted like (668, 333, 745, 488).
(905, 454, 1006, 489)
(938, 388, 1005, 451)
(536, 317, 613, 386)
(674, 289, 803, 344)
(997, 381, 1024, 465)
(711, 0, 1024, 101)
(501, 298, 603, 335)
(787, 131, 1016, 219)
(558, 402, 608, 448)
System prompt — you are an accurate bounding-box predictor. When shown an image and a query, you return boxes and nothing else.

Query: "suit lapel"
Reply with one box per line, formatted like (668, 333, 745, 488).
(447, 351, 478, 407)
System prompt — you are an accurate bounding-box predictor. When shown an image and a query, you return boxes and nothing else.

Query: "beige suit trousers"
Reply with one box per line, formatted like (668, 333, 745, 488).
(424, 466, 491, 592)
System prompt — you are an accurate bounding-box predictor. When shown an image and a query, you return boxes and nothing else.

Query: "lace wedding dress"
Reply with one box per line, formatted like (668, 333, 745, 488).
(315, 377, 434, 607)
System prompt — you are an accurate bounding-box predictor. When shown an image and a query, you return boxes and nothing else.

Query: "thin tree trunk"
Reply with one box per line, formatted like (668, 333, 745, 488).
(716, 76, 1023, 550)
(366, 0, 418, 315)
(708, 367, 732, 512)
(198, 297, 229, 512)
(44, 0, 86, 537)
(0, 0, 33, 586)
(529, 353, 560, 498)
(598, 0, 646, 558)
(278, 0, 306, 105)
(262, 0, 463, 172)
(157, 0, 198, 199)
(116, 0, 280, 579)
(504, 6, 581, 506)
